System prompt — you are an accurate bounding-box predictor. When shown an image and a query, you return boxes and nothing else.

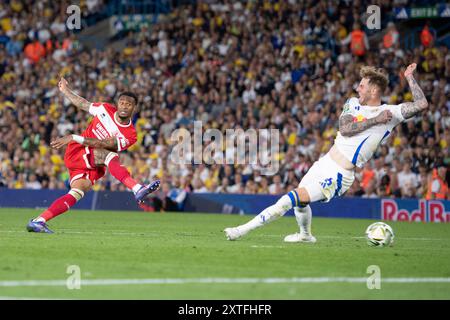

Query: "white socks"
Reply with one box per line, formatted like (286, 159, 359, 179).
(237, 193, 297, 234)
(234, 190, 313, 240)
(132, 184, 143, 194)
(33, 217, 46, 223)
(294, 205, 312, 235)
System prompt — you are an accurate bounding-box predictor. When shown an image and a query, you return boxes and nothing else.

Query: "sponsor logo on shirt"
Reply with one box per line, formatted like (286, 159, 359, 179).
(94, 123, 110, 139)
(353, 114, 367, 122)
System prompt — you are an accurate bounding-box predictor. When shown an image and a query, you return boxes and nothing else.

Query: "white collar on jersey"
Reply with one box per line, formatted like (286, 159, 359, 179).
(114, 112, 132, 128)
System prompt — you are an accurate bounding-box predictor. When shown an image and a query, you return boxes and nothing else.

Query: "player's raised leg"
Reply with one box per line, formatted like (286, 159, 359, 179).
(101, 150, 160, 203)
(27, 178, 92, 233)
(224, 187, 311, 240)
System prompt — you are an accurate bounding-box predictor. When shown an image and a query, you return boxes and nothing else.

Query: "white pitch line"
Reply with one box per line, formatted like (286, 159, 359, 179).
(263, 234, 448, 241)
(0, 230, 158, 236)
(1, 277, 450, 287)
(0, 230, 447, 241)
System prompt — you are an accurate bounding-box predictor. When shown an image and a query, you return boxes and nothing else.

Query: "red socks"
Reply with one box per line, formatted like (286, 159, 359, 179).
(106, 154, 139, 190)
(40, 193, 77, 221)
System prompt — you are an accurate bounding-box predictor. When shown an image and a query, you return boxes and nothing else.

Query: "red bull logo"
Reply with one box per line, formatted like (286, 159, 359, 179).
(382, 199, 450, 223)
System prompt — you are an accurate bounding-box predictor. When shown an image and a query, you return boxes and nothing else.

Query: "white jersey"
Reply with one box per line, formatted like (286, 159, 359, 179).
(334, 97, 404, 168)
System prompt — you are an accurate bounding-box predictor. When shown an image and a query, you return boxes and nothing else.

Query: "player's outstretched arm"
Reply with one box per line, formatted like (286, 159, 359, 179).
(400, 63, 429, 119)
(58, 77, 91, 112)
(51, 135, 118, 152)
(339, 110, 392, 137)
(80, 137, 118, 152)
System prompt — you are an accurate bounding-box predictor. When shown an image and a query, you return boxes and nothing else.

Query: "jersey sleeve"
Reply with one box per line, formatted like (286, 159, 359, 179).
(340, 97, 360, 117)
(89, 102, 116, 116)
(102, 102, 117, 113)
(88, 102, 103, 116)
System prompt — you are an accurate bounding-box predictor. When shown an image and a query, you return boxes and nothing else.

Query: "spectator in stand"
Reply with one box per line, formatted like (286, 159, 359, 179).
(397, 160, 419, 198)
(24, 38, 45, 64)
(426, 164, 449, 200)
(228, 174, 243, 193)
(416, 165, 430, 198)
(25, 173, 42, 190)
(216, 177, 230, 193)
(381, 22, 399, 54)
(340, 23, 369, 57)
(420, 23, 434, 49)
(360, 162, 376, 192)
(269, 175, 285, 195)
(377, 174, 392, 198)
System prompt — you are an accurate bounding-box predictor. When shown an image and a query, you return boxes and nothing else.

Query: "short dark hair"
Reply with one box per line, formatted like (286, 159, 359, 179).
(118, 91, 138, 105)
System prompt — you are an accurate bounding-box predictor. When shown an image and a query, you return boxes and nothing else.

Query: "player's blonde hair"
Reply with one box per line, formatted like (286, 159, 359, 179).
(360, 66, 389, 93)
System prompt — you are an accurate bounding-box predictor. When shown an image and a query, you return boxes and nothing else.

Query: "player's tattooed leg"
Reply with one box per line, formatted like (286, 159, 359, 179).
(93, 148, 111, 166)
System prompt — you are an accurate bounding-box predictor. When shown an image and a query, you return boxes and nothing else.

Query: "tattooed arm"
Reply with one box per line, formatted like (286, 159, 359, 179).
(51, 135, 118, 152)
(80, 137, 118, 152)
(58, 77, 91, 112)
(400, 63, 429, 119)
(339, 110, 392, 137)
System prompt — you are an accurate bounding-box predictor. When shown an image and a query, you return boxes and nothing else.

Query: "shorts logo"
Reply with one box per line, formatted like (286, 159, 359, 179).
(320, 178, 333, 188)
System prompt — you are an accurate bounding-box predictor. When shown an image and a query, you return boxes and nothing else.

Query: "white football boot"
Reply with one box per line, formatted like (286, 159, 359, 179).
(224, 227, 244, 241)
(284, 232, 317, 243)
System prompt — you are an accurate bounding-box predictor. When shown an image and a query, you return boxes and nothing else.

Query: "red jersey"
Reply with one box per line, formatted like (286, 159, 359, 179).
(84, 102, 137, 152)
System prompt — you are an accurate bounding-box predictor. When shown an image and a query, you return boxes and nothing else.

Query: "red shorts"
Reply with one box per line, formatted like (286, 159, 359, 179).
(64, 142, 106, 186)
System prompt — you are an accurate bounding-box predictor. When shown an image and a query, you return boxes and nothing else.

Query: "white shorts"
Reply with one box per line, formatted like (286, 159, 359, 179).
(298, 153, 355, 203)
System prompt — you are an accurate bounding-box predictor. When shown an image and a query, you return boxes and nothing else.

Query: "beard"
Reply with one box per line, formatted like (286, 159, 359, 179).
(116, 111, 131, 124)
(118, 110, 130, 120)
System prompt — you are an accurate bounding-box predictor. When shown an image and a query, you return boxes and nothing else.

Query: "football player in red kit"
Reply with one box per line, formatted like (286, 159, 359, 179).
(26, 77, 160, 233)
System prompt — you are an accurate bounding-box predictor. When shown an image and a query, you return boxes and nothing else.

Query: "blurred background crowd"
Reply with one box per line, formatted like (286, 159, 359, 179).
(0, 0, 449, 205)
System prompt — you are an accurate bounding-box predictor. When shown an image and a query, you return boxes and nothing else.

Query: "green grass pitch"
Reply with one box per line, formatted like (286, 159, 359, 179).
(1, 208, 450, 299)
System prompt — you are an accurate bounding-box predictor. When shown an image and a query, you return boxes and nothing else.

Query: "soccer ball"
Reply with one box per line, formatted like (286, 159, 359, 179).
(365, 222, 394, 247)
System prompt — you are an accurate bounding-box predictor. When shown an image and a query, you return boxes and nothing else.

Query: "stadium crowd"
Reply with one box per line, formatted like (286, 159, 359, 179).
(0, 0, 449, 204)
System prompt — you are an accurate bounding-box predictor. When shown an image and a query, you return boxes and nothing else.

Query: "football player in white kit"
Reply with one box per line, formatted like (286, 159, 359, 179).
(224, 64, 428, 242)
